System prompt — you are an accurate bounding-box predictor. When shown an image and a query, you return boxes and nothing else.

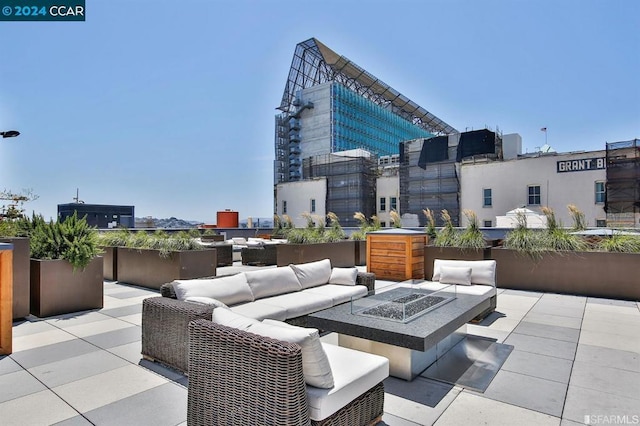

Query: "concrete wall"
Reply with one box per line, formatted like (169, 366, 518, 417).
(460, 150, 607, 227)
(276, 178, 327, 227)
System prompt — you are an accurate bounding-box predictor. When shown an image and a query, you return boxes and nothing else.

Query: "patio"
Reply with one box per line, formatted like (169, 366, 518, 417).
(1, 263, 639, 426)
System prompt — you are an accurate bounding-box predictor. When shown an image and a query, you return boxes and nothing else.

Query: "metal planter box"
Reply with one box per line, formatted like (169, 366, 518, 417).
(117, 248, 217, 289)
(276, 241, 357, 267)
(30, 257, 103, 318)
(0, 237, 30, 319)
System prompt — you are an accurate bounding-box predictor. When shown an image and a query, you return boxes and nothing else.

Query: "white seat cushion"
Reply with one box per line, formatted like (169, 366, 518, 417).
(211, 307, 259, 330)
(172, 273, 254, 306)
(290, 259, 332, 289)
(248, 320, 334, 388)
(183, 296, 228, 308)
(245, 267, 302, 299)
(419, 281, 496, 297)
(306, 343, 389, 421)
(303, 284, 368, 305)
(258, 292, 334, 319)
(229, 301, 288, 321)
(432, 260, 496, 286)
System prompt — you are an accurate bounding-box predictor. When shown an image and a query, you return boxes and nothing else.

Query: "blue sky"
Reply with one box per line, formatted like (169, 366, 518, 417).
(1, 0, 638, 223)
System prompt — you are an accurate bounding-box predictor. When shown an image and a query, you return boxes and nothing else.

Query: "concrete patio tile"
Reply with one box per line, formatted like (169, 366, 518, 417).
(11, 318, 58, 337)
(52, 415, 94, 425)
(380, 412, 422, 425)
(499, 289, 544, 299)
(539, 293, 586, 306)
(504, 333, 577, 360)
(9, 338, 99, 369)
(0, 356, 23, 376)
(529, 304, 585, 319)
(501, 350, 573, 384)
(521, 312, 582, 330)
(102, 295, 141, 309)
(582, 309, 640, 326)
(11, 328, 76, 352)
(383, 376, 460, 425)
(563, 385, 640, 424)
(569, 361, 640, 400)
(52, 364, 168, 413)
(28, 349, 129, 388)
(579, 330, 640, 354)
(478, 369, 568, 417)
(138, 359, 186, 382)
(117, 313, 142, 326)
(494, 307, 530, 321)
(0, 370, 47, 403)
(584, 303, 640, 317)
(108, 288, 157, 299)
(62, 318, 133, 338)
(581, 317, 638, 337)
(434, 392, 560, 426)
(478, 316, 520, 333)
(574, 344, 640, 372)
(99, 304, 143, 318)
(586, 297, 638, 307)
(513, 321, 580, 343)
(494, 294, 539, 311)
(45, 311, 113, 329)
(83, 383, 187, 426)
(82, 325, 141, 349)
(466, 325, 510, 343)
(106, 341, 143, 365)
(0, 390, 78, 426)
(560, 419, 585, 426)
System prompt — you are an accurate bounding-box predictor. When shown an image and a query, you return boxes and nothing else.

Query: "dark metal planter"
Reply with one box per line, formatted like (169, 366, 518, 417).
(276, 241, 357, 267)
(101, 246, 118, 281)
(490, 248, 640, 300)
(117, 248, 217, 290)
(354, 240, 367, 266)
(30, 257, 103, 318)
(423, 246, 491, 281)
(0, 237, 30, 319)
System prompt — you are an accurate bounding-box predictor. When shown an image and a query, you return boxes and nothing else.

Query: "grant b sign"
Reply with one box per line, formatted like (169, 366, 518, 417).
(557, 157, 606, 173)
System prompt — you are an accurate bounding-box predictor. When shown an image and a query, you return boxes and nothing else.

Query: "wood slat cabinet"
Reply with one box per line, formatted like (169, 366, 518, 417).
(366, 230, 427, 281)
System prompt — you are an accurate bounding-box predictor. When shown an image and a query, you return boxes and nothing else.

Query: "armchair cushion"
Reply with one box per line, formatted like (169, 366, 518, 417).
(184, 296, 228, 308)
(245, 266, 302, 299)
(439, 266, 472, 286)
(250, 319, 334, 388)
(212, 307, 259, 330)
(290, 259, 332, 289)
(172, 273, 254, 306)
(329, 267, 358, 286)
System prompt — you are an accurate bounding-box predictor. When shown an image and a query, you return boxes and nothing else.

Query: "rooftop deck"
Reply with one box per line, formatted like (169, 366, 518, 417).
(1, 263, 639, 425)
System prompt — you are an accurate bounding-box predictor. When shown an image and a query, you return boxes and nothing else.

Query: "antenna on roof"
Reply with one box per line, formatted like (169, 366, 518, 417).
(73, 188, 84, 204)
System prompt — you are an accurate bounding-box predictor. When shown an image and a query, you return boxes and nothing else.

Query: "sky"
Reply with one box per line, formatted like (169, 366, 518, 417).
(0, 0, 638, 223)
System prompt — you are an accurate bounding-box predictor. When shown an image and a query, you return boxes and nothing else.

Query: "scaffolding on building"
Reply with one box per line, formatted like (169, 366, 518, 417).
(303, 153, 377, 227)
(605, 139, 640, 227)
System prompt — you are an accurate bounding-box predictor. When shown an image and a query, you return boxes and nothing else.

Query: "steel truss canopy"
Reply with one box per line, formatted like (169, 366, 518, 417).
(278, 38, 457, 135)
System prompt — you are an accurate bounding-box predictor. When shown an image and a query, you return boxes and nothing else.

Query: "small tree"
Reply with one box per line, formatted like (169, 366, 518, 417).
(0, 188, 38, 221)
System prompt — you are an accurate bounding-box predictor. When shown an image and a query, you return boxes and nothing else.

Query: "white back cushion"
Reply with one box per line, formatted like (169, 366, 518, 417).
(432, 259, 496, 286)
(245, 266, 302, 299)
(254, 319, 334, 389)
(328, 267, 358, 286)
(290, 259, 332, 289)
(172, 273, 254, 306)
(184, 296, 228, 308)
(439, 266, 472, 286)
(212, 307, 259, 330)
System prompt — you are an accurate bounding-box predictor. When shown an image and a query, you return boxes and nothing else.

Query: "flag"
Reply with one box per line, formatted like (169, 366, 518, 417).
(540, 127, 547, 132)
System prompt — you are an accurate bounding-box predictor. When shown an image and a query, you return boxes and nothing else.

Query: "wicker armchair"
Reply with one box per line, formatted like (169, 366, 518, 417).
(188, 319, 385, 426)
(142, 271, 376, 373)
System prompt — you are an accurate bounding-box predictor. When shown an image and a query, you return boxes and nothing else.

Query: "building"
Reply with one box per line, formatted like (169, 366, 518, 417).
(58, 203, 135, 228)
(605, 139, 640, 227)
(274, 38, 455, 226)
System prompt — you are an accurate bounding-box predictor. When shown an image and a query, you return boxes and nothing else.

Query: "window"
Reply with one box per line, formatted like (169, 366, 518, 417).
(310, 199, 316, 213)
(596, 219, 607, 227)
(390, 197, 397, 211)
(380, 222, 386, 227)
(483, 188, 492, 207)
(595, 181, 605, 204)
(528, 185, 541, 205)
(483, 220, 492, 227)
(379, 197, 386, 212)
(282, 200, 287, 215)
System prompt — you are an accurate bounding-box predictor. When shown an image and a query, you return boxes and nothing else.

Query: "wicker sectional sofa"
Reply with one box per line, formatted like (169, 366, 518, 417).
(142, 259, 375, 373)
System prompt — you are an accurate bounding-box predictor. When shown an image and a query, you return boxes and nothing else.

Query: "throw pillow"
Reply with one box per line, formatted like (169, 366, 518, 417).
(212, 307, 259, 330)
(251, 319, 334, 389)
(172, 273, 254, 306)
(290, 259, 332, 289)
(245, 267, 302, 299)
(184, 296, 228, 308)
(439, 266, 472, 286)
(328, 267, 358, 286)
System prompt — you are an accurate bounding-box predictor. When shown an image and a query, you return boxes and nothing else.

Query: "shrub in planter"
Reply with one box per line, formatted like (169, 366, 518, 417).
(350, 212, 381, 241)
